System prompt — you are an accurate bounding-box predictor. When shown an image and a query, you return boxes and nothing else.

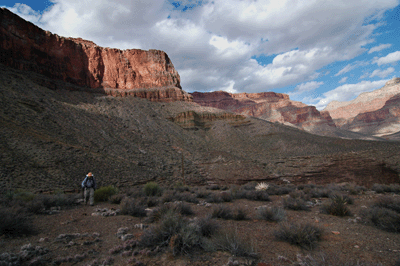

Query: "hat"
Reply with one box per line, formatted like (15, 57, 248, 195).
(87, 172, 93, 177)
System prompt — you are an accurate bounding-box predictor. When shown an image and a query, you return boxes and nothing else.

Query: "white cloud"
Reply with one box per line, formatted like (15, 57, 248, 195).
(339, 77, 348, 83)
(369, 67, 395, 78)
(8, 3, 41, 23)
(373, 51, 400, 66)
(317, 80, 389, 110)
(368, 43, 392, 54)
(5, 0, 399, 94)
(335, 61, 369, 76)
(289, 81, 324, 96)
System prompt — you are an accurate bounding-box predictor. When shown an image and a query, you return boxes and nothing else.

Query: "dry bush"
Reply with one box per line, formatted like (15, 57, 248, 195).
(211, 229, 258, 258)
(256, 206, 286, 222)
(120, 198, 147, 217)
(320, 195, 352, 217)
(282, 196, 310, 211)
(0, 207, 36, 237)
(274, 222, 323, 250)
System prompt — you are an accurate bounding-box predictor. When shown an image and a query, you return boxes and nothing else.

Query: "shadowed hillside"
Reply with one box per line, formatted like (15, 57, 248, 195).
(1, 63, 400, 193)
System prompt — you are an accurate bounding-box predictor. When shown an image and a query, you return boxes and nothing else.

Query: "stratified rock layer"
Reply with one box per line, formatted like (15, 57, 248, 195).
(191, 91, 335, 129)
(324, 78, 400, 136)
(0, 8, 191, 102)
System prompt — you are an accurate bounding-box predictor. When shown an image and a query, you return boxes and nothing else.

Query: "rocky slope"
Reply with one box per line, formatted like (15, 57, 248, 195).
(0, 8, 191, 102)
(1, 63, 399, 193)
(324, 78, 400, 136)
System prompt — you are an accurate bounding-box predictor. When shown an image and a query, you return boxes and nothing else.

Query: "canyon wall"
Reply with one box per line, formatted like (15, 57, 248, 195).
(191, 91, 335, 129)
(0, 8, 191, 102)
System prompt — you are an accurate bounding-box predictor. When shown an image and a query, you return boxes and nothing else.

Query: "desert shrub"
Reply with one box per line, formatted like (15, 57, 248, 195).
(220, 191, 233, 202)
(143, 182, 162, 197)
(195, 216, 219, 237)
(342, 183, 366, 195)
(308, 188, 331, 198)
(372, 195, 400, 213)
(236, 190, 270, 201)
(289, 190, 311, 201)
(139, 213, 204, 256)
(127, 186, 146, 198)
(211, 205, 233, 220)
(13, 189, 35, 202)
(256, 206, 286, 222)
(195, 188, 211, 199)
(329, 193, 354, 205)
(370, 183, 400, 194)
(274, 222, 323, 250)
(110, 194, 125, 204)
(282, 196, 310, 211)
(395, 257, 400, 266)
(120, 198, 147, 217)
(94, 186, 118, 202)
(145, 204, 176, 223)
(267, 185, 294, 195)
(174, 191, 199, 204)
(211, 205, 247, 220)
(174, 202, 194, 216)
(212, 229, 258, 258)
(206, 192, 224, 203)
(362, 206, 400, 233)
(232, 207, 248, 220)
(320, 195, 352, 217)
(0, 207, 36, 237)
(145, 196, 159, 207)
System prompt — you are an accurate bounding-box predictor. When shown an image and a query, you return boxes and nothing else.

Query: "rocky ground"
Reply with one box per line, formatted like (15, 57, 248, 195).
(1, 183, 400, 266)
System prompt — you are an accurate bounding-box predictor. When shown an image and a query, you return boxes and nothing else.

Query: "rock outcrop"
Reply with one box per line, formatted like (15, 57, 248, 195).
(324, 78, 400, 123)
(324, 78, 400, 136)
(191, 91, 335, 129)
(0, 8, 191, 102)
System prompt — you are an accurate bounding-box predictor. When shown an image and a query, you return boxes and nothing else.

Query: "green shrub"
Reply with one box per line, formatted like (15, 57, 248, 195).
(257, 206, 286, 222)
(13, 189, 35, 202)
(274, 222, 323, 250)
(110, 194, 125, 204)
(94, 186, 118, 202)
(143, 182, 162, 197)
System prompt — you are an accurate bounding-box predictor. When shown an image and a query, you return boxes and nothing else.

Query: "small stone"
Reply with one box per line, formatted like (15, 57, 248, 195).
(331, 231, 340, 235)
(121, 234, 134, 241)
(354, 245, 360, 248)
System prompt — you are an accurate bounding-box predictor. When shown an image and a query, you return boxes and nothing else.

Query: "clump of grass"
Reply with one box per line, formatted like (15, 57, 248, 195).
(0, 207, 36, 237)
(235, 190, 270, 201)
(211, 229, 258, 258)
(320, 194, 352, 217)
(94, 186, 118, 202)
(120, 198, 147, 217)
(274, 222, 323, 250)
(256, 206, 286, 222)
(143, 182, 162, 197)
(282, 196, 310, 211)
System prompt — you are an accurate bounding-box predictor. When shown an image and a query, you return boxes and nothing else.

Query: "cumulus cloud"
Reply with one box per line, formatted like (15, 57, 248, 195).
(289, 81, 324, 96)
(369, 67, 395, 78)
(368, 43, 392, 54)
(4, 0, 399, 94)
(373, 51, 400, 66)
(317, 79, 389, 110)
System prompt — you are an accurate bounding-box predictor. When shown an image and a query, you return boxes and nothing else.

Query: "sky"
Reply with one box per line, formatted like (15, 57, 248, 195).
(2, 0, 400, 110)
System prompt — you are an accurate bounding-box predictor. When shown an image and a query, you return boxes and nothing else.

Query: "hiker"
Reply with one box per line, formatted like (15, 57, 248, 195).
(82, 172, 96, 206)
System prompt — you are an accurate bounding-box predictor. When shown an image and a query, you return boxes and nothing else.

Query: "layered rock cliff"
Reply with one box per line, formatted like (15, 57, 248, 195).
(0, 8, 191, 102)
(324, 78, 400, 136)
(191, 91, 335, 129)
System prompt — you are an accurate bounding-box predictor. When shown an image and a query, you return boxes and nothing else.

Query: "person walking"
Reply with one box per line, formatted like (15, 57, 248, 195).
(82, 172, 96, 206)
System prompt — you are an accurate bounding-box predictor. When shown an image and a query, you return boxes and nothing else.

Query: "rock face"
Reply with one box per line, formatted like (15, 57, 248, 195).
(0, 8, 191, 102)
(191, 91, 335, 129)
(324, 78, 400, 136)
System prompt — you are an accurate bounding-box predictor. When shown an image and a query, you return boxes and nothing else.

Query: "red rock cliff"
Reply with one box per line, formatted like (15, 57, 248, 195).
(191, 91, 335, 129)
(0, 8, 191, 102)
